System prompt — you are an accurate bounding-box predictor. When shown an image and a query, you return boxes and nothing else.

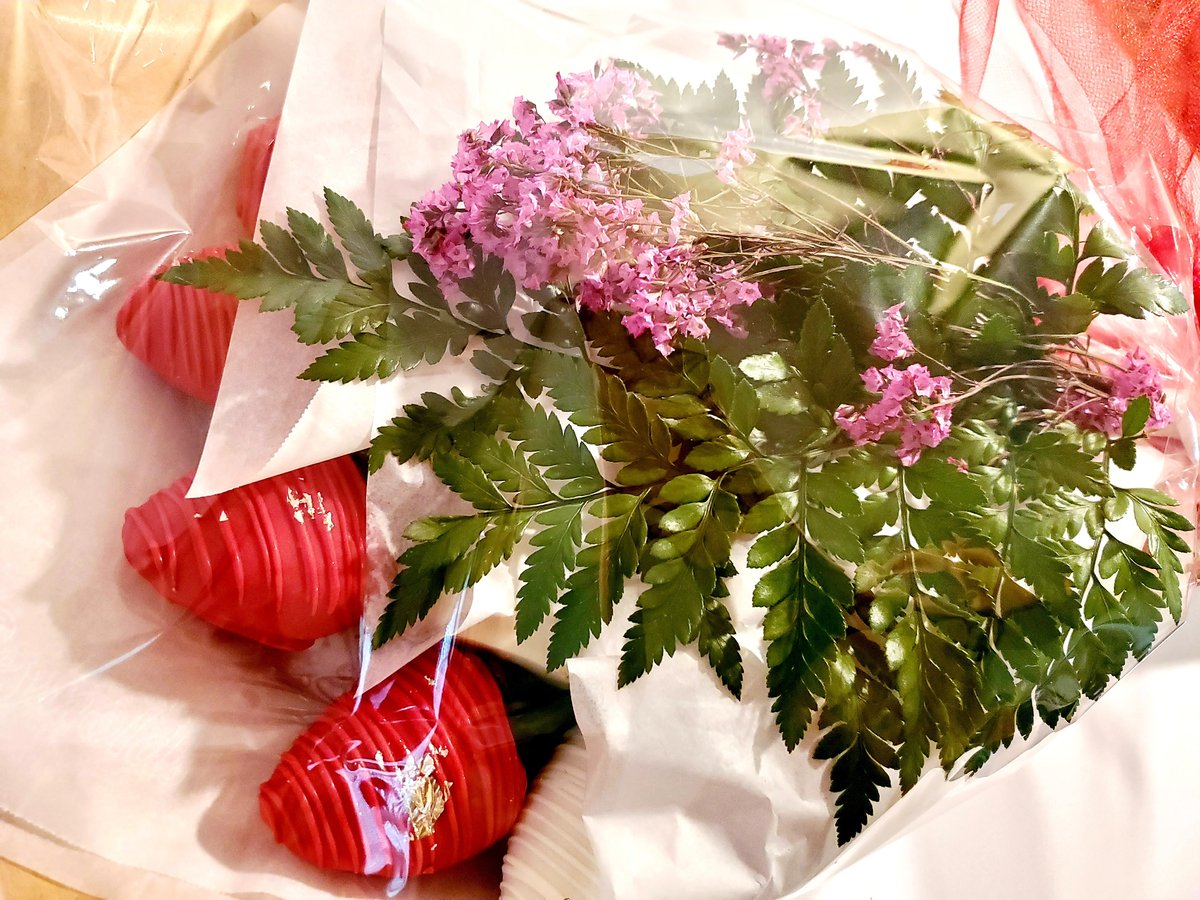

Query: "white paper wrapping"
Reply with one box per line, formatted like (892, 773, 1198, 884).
(500, 731, 600, 900)
(187, 0, 387, 500)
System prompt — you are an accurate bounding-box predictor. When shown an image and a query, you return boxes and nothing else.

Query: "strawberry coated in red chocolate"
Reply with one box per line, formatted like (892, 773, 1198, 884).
(122, 457, 366, 650)
(237, 117, 280, 236)
(115, 247, 238, 404)
(259, 644, 528, 879)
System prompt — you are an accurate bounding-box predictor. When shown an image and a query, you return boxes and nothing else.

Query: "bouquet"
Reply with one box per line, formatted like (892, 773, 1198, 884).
(165, 31, 1194, 879)
(4, 2, 1199, 898)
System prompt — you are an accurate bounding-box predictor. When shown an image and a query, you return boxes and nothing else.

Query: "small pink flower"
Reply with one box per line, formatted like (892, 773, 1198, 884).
(715, 123, 756, 185)
(1149, 399, 1173, 431)
(1112, 349, 1165, 401)
(407, 182, 475, 283)
(834, 405, 870, 443)
(836, 361, 956, 465)
(1063, 389, 1123, 438)
(665, 193, 696, 243)
(908, 366, 952, 399)
(1063, 347, 1172, 438)
(947, 457, 969, 473)
(550, 65, 661, 136)
(719, 33, 825, 104)
(879, 366, 913, 403)
(512, 97, 541, 133)
(897, 422, 927, 467)
(862, 394, 905, 429)
(896, 413, 952, 467)
(869, 303, 915, 361)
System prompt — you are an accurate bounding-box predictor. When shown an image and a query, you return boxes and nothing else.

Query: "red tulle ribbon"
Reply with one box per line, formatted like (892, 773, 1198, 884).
(959, 0, 1200, 300)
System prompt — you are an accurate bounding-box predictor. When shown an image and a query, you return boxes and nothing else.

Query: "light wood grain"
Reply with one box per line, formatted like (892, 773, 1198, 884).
(0, 0, 284, 239)
(0, 859, 94, 900)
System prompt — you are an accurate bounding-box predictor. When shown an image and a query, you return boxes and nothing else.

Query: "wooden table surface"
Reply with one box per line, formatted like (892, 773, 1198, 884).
(0, 0, 281, 239)
(0, 861, 93, 900)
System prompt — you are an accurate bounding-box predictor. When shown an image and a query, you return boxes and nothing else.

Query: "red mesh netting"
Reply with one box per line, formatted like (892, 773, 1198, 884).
(959, 0, 1200, 299)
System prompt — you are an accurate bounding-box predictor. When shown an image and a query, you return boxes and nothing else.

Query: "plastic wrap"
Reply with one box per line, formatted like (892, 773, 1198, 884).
(0, 3, 494, 897)
(171, 0, 1200, 893)
(4, 2, 1200, 899)
(0, 0, 286, 240)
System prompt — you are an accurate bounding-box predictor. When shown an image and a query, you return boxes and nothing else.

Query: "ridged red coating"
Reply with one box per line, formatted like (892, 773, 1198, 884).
(114, 247, 237, 405)
(122, 457, 366, 650)
(259, 645, 528, 879)
(237, 117, 280, 237)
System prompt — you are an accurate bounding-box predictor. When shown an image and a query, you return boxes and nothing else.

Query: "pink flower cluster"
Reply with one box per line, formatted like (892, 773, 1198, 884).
(578, 238, 762, 351)
(549, 66, 662, 136)
(869, 303, 916, 360)
(407, 100, 609, 290)
(718, 33, 830, 133)
(406, 66, 764, 355)
(717, 33, 824, 102)
(836, 364, 955, 466)
(835, 302, 956, 465)
(1063, 349, 1172, 438)
(715, 123, 757, 184)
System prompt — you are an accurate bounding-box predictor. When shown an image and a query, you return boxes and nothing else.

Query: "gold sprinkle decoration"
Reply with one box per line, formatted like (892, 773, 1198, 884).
(406, 751, 448, 840)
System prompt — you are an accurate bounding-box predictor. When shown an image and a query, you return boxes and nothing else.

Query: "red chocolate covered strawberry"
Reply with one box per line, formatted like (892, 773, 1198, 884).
(237, 117, 280, 236)
(259, 644, 528, 879)
(122, 457, 366, 650)
(115, 247, 237, 404)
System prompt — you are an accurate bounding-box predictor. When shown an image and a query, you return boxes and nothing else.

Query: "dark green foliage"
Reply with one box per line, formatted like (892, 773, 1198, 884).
(814, 655, 901, 844)
(752, 529, 853, 748)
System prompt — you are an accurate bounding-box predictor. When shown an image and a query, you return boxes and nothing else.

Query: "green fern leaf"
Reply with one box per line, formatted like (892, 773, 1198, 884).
(547, 497, 646, 669)
(516, 503, 585, 641)
(323, 188, 390, 274)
